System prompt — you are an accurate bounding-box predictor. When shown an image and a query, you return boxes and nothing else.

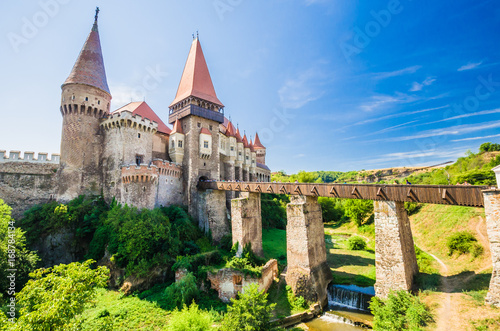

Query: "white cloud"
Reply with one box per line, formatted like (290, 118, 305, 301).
(425, 108, 500, 125)
(359, 93, 416, 112)
(452, 133, 500, 142)
(372, 65, 421, 80)
(409, 77, 436, 92)
(457, 61, 483, 71)
(294, 153, 306, 158)
(109, 84, 144, 110)
(278, 68, 325, 109)
(385, 120, 500, 142)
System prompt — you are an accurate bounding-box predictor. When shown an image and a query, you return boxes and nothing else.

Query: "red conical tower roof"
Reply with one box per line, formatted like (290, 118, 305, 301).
(242, 134, 250, 148)
(113, 101, 171, 134)
(235, 127, 243, 143)
(171, 119, 183, 134)
(169, 38, 223, 108)
(253, 132, 265, 149)
(62, 10, 110, 95)
(226, 121, 236, 137)
(249, 138, 255, 152)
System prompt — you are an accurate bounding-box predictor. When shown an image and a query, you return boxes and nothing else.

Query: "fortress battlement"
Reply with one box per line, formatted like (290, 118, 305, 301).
(0, 150, 60, 164)
(101, 110, 159, 133)
(121, 164, 159, 183)
(152, 159, 182, 178)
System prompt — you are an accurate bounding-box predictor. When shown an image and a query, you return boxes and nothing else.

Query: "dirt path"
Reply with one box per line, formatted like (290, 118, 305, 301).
(426, 252, 452, 331)
(428, 216, 492, 330)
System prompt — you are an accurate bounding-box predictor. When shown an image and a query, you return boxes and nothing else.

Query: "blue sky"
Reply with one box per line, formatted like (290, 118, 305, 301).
(1, 0, 499, 173)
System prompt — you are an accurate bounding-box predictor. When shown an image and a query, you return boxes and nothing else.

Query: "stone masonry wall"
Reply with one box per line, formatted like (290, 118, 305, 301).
(208, 259, 278, 303)
(0, 162, 58, 219)
(285, 195, 332, 307)
(483, 190, 500, 307)
(374, 200, 418, 298)
(231, 192, 263, 257)
(197, 189, 230, 242)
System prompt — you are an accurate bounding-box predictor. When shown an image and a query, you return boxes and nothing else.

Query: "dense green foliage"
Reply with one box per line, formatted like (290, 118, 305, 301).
(347, 236, 367, 250)
(225, 243, 266, 278)
(163, 273, 200, 310)
(479, 142, 500, 153)
(220, 283, 277, 331)
(447, 231, 483, 257)
(167, 302, 216, 331)
(343, 199, 374, 226)
(317, 197, 346, 223)
(285, 285, 307, 311)
(370, 290, 433, 331)
(0, 200, 39, 296)
(261, 194, 289, 229)
(11, 260, 109, 331)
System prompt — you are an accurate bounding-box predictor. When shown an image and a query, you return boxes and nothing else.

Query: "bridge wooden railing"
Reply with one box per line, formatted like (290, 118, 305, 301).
(198, 181, 491, 207)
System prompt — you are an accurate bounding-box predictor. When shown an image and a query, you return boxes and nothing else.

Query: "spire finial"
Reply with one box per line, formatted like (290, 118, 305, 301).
(95, 7, 100, 22)
(197, 30, 199, 39)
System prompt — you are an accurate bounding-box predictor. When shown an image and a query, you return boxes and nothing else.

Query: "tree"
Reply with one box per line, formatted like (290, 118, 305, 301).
(317, 197, 345, 223)
(13, 260, 109, 331)
(297, 171, 316, 183)
(220, 283, 277, 331)
(0, 199, 39, 296)
(343, 199, 373, 227)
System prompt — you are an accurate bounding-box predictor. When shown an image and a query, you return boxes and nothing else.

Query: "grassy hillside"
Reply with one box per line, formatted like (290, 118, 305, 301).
(272, 145, 500, 186)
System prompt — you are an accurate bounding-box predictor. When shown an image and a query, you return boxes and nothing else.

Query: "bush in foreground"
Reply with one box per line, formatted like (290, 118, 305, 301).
(167, 302, 215, 331)
(370, 290, 432, 331)
(220, 283, 277, 331)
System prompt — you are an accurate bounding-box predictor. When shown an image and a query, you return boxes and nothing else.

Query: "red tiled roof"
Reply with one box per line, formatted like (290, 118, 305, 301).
(226, 121, 236, 137)
(200, 127, 212, 135)
(242, 134, 250, 148)
(249, 139, 255, 152)
(253, 132, 265, 149)
(63, 18, 110, 95)
(169, 38, 223, 108)
(235, 128, 243, 143)
(113, 101, 171, 134)
(171, 119, 183, 134)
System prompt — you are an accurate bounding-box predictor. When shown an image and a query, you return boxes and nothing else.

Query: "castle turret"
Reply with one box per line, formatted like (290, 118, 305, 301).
(253, 132, 266, 165)
(58, 8, 112, 201)
(168, 37, 224, 219)
(169, 119, 185, 164)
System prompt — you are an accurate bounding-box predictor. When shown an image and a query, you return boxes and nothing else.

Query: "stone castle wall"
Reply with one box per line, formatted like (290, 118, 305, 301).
(0, 162, 58, 219)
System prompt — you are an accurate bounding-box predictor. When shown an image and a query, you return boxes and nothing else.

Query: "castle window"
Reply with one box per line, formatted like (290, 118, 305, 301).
(246, 156, 249, 160)
(72, 95, 75, 100)
(171, 140, 175, 148)
(135, 155, 143, 166)
(230, 146, 234, 151)
(85, 97, 88, 101)
(239, 152, 242, 156)
(98, 100, 100, 105)
(178, 140, 183, 148)
(138, 133, 141, 138)
(197, 122, 201, 128)
(204, 141, 209, 148)
(209, 125, 213, 131)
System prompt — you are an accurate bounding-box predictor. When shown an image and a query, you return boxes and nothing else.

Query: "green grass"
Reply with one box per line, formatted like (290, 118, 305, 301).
(79, 288, 171, 330)
(262, 228, 287, 264)
(324, 230, 376, 287)
(267, 279, 307, 319)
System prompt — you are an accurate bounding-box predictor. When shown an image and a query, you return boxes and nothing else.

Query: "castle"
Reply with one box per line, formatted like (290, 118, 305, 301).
(0, 11, 270, 225)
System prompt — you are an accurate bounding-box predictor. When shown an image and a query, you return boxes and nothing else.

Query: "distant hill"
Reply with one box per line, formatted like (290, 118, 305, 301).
(272, 144, 500, 186)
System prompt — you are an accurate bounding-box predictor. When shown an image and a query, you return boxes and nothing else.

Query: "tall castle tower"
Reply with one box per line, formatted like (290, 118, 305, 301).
(168, 37, 225, 219)
(58, 9, 112, 201)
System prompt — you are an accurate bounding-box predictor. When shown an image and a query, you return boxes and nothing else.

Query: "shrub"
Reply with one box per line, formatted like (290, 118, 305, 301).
(370, 290, 432, 330)
(404, 202, 422, 215)
(220, 283, 277, 331)
(344, 199, 373, 227)
(286, 285, 308, 311)
(164, 273, 200, 309)
(167, 302, 215, 331)
(447, 231, 482, 257)
(347, 236, 367, 251)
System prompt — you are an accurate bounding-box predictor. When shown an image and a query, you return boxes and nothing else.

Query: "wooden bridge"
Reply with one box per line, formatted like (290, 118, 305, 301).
(198, 181, 490, 207)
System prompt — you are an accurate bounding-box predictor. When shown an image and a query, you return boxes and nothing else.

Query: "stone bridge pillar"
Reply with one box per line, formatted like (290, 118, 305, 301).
(285, 195, 332, 307)
(230, 192, 263, 257)
(482, 189, 500, 307)
(374, 200, 418, 298)
(197, 189, 230, 243)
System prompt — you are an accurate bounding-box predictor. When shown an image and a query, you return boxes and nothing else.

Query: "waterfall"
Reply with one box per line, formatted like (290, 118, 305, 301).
(327, 284, 374, 311)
